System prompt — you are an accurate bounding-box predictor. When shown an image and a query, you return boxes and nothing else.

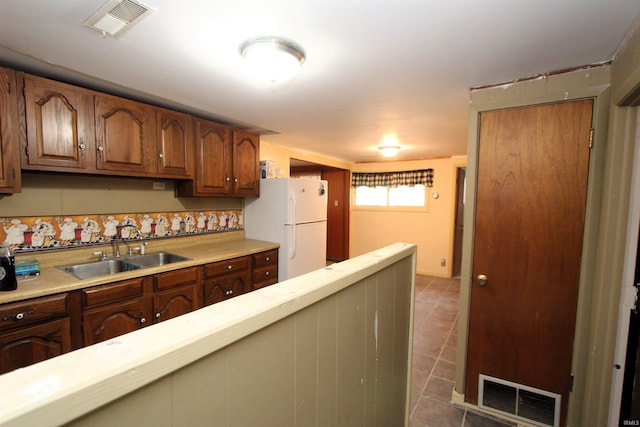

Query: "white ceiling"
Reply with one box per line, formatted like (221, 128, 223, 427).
(0, 1, 638, 163)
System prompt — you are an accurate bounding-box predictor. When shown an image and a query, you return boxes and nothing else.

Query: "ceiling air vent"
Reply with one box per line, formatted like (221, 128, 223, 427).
(84, 0, 154, 38)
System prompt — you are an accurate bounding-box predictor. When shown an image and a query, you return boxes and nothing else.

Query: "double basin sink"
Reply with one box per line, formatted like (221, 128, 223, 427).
(58, 252, 192, 280)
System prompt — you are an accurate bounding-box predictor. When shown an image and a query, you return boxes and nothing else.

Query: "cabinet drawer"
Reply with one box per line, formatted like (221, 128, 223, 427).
(154, 266, 200, 291)
(253, 249, 278, 268)
(252, 264, 277, 286)
(0, 293, 69, 331)
(204, 256, 249, 278)
(82, 277, 146, 308)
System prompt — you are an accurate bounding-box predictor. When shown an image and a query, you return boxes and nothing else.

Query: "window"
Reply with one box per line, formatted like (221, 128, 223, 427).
(354, 185, 426, 207)
(351, 169, 433, 209)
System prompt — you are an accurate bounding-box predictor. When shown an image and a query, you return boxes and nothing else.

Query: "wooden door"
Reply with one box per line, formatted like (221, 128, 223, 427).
(452, 167, 466, 276)
(465, 100, 593, 426)
(322, 168, 350, 261)
(156, 108, 194, 178)
(23, 74, 95, 171)
(94, 94, 154, 174)
(232, 130, 260, 196)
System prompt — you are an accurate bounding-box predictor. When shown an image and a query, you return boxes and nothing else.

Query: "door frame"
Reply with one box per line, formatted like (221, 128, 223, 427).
(453, 66, 612, 427)
(608, 107, 640, 425)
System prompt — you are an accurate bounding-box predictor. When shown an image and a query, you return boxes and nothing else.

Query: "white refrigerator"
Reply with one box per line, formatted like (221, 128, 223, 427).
(244, 178, 328, 281)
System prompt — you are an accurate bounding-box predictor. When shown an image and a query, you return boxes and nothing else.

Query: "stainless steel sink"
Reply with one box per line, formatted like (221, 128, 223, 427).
(58, 252, 191, 280)
(58, 258, 140, 280)
(124, 252, 191, 268)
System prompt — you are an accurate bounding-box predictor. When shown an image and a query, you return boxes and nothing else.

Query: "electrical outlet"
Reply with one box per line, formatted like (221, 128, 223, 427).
(441, 258, 446, 267)
(152, 182, 165, 190)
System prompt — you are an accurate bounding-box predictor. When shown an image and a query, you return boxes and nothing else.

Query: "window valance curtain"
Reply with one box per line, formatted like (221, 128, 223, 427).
(351, 169, 434, 188)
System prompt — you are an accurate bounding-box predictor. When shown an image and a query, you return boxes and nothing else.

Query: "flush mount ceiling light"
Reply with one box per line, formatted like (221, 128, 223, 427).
(378, 135, 401, 157)
(378, 145, 401, 157)
(239, 37, 306, 83)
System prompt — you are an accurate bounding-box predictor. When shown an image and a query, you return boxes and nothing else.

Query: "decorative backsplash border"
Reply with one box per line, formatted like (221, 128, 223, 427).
(1, 210, 243, 254)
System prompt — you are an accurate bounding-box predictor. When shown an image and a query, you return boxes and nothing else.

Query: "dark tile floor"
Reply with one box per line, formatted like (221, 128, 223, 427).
(409, 275, 515, 427)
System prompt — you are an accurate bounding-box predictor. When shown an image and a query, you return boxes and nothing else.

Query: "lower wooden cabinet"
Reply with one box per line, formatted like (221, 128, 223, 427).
(153, 266, 201, 323)
(81, 277, 151, 346)
(0, 293, 73, 374)
(203, 256, 250, 306)
(251, 249, 278, 290)
(0, 249, 277, 373)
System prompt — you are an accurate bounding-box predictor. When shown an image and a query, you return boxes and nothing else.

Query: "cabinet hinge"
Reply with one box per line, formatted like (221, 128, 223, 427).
(589, 128, 595, 149)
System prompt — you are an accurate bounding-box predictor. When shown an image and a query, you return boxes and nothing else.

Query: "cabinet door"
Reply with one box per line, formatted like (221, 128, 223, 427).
(156, 108, 194, 178)
(94, 94, 155, 174)
(0, 318, 71, 374)
(82, 299, 149, 346)
(193, 119, 232, 195)
(154, 285, 200, 323)
(22, 74, 95, 172)
(203, 272, 248, 306)
(232, 130, 260, 196)
(0, 67, 20, 193)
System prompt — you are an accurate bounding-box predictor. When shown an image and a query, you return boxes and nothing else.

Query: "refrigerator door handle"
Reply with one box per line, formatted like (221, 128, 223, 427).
(288, 191, 296, 260)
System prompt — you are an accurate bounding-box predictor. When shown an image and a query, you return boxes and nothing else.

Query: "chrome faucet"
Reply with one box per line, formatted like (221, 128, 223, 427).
(113, 224, 139, 257)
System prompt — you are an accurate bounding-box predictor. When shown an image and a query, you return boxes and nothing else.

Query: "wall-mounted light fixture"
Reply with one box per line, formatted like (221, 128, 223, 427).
(239, 37, 305, 83)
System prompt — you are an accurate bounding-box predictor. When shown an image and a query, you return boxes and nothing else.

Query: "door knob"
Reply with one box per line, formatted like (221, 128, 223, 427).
(476, 274, 488, 286)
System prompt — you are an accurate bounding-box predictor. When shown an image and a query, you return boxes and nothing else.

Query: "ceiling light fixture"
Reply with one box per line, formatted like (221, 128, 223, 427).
(239, 37, 305, 83)
(378, 145, 401, 157)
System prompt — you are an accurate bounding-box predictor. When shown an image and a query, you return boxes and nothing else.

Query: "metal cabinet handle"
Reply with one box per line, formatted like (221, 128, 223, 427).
(265, 271, 270, 276)
(97, 146, 104, 152)
(79, 141, 86, 150)
(140, 317, 146, 324)
(265, 257, 270, 262)
(2, 311, 33, 322)
(227, 265, 233, 270)
(225, 176, 231, 182)
(158, 153, 164, 158)
(476, 274, 488, 286)
(155, 313, 161, 318)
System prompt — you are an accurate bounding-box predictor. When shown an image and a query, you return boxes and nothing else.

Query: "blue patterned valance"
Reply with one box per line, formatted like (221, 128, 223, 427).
(351, 169, 434, 188)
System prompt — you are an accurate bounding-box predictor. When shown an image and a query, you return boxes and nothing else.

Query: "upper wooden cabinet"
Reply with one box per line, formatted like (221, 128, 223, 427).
(94, 94, 156, 175)
(0, 67, 21, 193)
(232, 130, 260, 196)
(22, 75, 95, 172)
(178, 119, 231, 196)
(155, 108, 194, 178)
(177, 120, 259, 197)
(21, 74, 195, 179)
(17, 71, 262, 187)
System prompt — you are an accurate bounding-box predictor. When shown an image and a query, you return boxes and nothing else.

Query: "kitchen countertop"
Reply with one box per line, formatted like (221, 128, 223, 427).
(1, 231, 279, 305)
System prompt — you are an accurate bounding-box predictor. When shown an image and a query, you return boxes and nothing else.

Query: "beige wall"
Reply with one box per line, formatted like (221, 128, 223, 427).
(259, 140, 466, 277)
(351, 156, 466, 277)
(0, 172, 241, 217)
(260, 139, 352, 177)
